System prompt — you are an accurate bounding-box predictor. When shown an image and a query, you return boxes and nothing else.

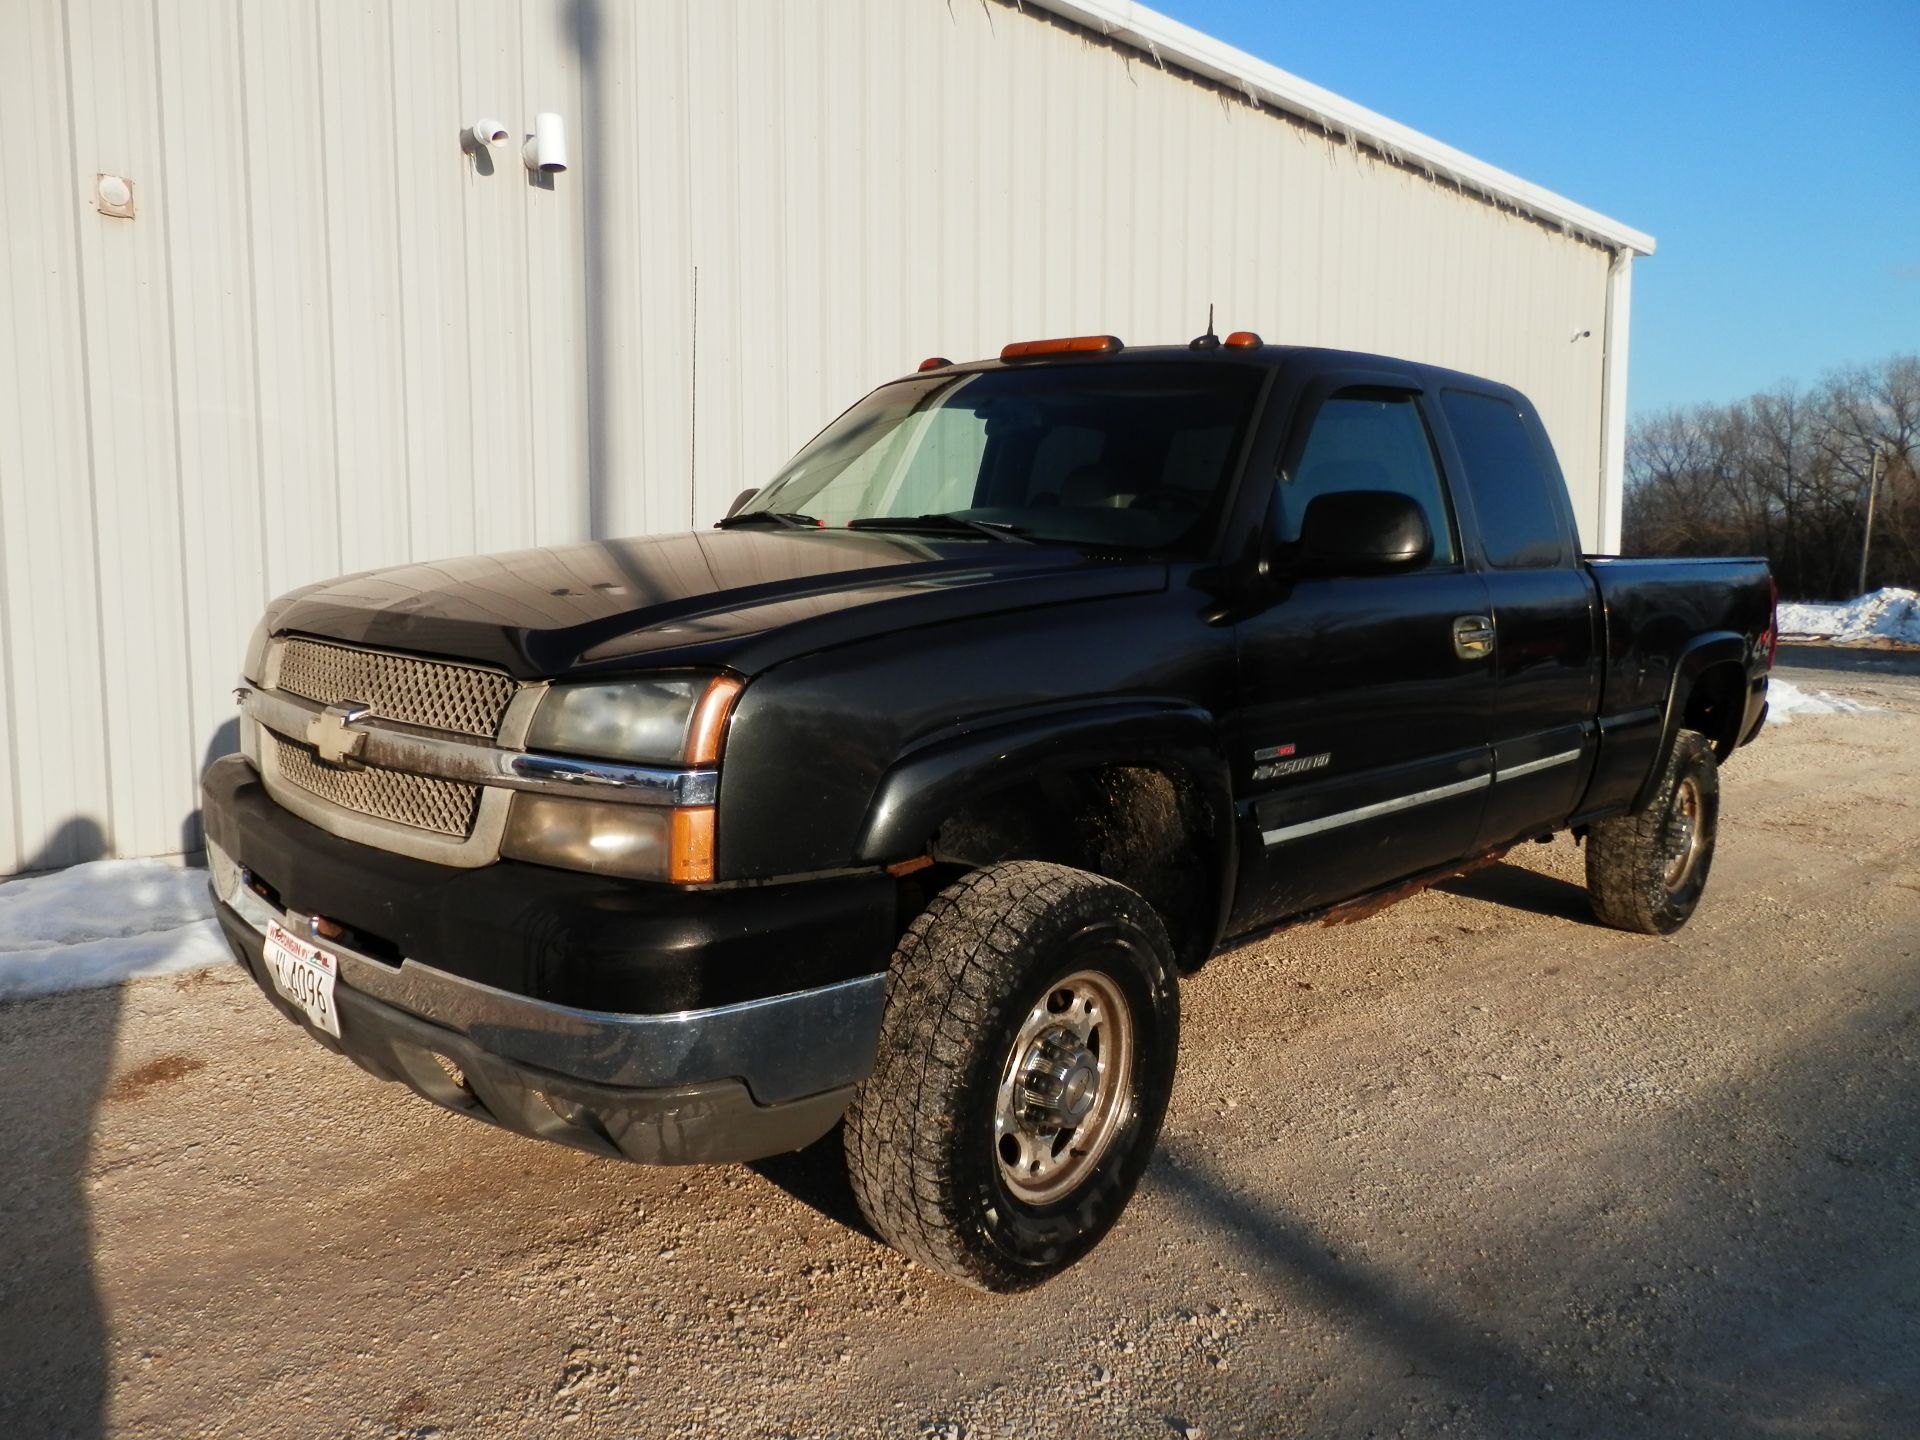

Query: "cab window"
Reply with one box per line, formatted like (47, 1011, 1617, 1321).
(1276, 389, 1458, 566)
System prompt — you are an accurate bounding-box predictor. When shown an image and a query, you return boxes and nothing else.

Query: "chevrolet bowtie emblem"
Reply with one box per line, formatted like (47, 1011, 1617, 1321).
(307, 701, 373, 767)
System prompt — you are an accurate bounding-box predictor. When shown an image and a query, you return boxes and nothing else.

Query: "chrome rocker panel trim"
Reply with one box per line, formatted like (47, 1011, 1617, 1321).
(1494, 749, 1582, 782)
(1261, 772, 1493, 847)
(212, 843, 883, 1106)
(239, 685, 718, 808)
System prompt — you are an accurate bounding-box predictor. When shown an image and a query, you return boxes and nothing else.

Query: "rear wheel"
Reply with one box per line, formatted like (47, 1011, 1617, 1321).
(844, 861, 1179, 1292)
(1586, 727, 1720, 934)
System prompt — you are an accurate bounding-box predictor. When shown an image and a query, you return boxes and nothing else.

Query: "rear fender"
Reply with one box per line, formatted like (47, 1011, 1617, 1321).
(1633, 633, 1747, 810)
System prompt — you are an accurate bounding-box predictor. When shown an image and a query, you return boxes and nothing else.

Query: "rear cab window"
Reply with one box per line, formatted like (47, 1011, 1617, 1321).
(1439, 389, 1575, 568)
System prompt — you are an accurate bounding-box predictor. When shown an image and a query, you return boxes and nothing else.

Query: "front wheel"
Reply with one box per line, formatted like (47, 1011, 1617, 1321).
(844, 861, 1179, 1292)
(1586, 727, 1720, 934)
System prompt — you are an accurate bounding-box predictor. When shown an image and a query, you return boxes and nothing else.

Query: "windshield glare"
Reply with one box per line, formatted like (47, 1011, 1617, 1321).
(742, 363, 1264, 553)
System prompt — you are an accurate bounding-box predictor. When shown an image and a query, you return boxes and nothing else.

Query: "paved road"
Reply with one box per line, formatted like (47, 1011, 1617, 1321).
(3, 664, 1917, 1439)
(1778, 641, 1920, 680)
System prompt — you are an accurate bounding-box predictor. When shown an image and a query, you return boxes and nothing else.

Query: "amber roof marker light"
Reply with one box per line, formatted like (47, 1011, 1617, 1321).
(999, 334, 1125, 361)
(917, 356, 952, 372)
(1224, 330, 1264, 348)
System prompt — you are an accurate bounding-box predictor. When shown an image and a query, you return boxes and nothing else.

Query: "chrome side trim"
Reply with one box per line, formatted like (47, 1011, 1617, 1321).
(210, 841, 880, 1104)
(1494, 749, 1582, 783)
(241, 685, 717, 808)
(1260, 772, 1492, 847)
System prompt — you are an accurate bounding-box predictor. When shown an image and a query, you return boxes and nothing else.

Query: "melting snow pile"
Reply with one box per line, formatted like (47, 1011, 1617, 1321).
(1767, 679, 1876, 725)
(1775, 599, 1846, 637)
(0, 859, 227, 1001)
(1777, 587, 1920, 644)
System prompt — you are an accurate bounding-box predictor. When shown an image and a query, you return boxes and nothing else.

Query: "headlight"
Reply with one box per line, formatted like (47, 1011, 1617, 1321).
(525, 676, 740, 765)
(508, 674, 740, 883)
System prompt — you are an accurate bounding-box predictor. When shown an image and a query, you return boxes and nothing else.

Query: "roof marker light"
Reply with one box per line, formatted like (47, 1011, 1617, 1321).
(1224, 330, 1263, 348)
(1000, 335, 1124, 361)
(917, 356, 952, 372)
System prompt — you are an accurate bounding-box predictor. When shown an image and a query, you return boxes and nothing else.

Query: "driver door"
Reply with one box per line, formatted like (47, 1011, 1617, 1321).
(1227, 377, 1495, 930)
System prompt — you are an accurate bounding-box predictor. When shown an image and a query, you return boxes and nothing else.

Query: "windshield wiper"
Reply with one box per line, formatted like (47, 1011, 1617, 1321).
(846, 514, 1033, 544)
(715, 510, 820, 530)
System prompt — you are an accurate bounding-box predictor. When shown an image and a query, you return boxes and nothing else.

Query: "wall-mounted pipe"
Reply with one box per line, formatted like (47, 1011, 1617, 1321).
(525, 112, 567, 173)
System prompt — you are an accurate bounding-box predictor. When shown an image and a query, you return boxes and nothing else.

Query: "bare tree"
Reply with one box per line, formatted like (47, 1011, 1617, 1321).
(1624, 353, 1920, 598)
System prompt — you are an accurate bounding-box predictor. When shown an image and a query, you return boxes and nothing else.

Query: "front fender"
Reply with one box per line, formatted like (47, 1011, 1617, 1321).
(857, 701, 1237, 958)
(857, 700, 1230, 863)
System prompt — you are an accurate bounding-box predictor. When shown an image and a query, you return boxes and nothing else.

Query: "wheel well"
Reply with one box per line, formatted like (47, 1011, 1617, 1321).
(1682, 662, 1748, 760)
(911, 764, 1225, 971)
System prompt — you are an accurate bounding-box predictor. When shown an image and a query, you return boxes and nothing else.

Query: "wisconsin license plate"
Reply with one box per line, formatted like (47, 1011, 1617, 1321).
(263, 920, 342, 1039)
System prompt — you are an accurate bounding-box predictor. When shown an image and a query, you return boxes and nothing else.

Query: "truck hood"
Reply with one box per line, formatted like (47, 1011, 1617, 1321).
(266, 528, 1167, 678)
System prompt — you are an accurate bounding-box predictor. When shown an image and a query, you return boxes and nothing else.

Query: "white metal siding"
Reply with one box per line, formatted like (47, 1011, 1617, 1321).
(0, 0, 1630, 874)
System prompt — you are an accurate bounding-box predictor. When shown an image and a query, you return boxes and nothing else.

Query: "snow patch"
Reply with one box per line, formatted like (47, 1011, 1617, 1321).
(1775, 600, 1845, 638)
(1766, 679, 1875, 725)
(1777, 587, 1920, 645)
(0, 859, 228, 1001)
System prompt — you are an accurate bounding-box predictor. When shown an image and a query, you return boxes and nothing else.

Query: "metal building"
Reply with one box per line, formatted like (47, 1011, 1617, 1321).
(0, 0, 1653, 874)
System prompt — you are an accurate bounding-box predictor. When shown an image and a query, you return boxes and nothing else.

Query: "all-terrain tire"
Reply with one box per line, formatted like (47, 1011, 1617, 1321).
(844, 861, 1179, 1292)
(1586, 727, 1720, 934)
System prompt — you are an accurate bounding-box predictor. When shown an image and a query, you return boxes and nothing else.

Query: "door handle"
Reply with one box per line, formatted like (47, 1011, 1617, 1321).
(1452, 615, 1495, 660)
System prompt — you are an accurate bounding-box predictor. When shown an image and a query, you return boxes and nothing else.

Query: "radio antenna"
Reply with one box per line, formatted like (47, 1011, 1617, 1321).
(1190, 302, 1221, 350)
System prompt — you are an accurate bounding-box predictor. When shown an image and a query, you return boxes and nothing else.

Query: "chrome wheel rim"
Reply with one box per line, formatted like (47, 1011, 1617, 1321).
(1662, 776, 1706, 890)
(993, 967, 1135, 1205)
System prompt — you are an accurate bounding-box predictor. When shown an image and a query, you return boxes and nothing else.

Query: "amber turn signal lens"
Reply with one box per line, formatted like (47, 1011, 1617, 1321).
(999, 334, 1124, 361)
(685, 676, 745, 766)
(1224, 330, 1263, 348)
(669, 807, 716, 884)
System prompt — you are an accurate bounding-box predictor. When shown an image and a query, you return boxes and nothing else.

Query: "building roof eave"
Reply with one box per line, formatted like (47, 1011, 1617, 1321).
(1023, 0, 1657, 257)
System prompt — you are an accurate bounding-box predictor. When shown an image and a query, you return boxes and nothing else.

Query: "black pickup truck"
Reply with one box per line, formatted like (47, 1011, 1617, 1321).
(204, 333, 1774, 1291)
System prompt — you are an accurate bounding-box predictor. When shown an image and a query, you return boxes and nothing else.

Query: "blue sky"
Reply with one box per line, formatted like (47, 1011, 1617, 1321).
(1154, 0, 1920, 416)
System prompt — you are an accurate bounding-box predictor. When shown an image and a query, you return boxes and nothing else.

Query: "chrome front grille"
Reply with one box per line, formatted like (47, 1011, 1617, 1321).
(277, 637, 517, 738)
(261, 638, 519, 846)
(269, 732, 483, 838)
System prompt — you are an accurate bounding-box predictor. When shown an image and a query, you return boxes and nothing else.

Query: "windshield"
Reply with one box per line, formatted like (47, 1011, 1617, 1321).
(738, 363, 1265, 553)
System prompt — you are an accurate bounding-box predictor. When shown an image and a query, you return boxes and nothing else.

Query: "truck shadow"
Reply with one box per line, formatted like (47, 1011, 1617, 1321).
(1150, 990, 1920, 1435)
(178, 718, 239, 863)
(747, 1123, 879, 1242)
(0, 817, 117, 1440)
(1431, 859, 1602, 927)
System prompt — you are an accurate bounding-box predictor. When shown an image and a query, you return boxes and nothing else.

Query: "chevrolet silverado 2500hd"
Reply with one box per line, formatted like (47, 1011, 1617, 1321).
(204, 333, 1774, 1291)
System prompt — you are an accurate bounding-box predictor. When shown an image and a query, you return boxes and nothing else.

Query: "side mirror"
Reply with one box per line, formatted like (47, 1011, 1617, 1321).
(724, 487, 760, 519)
(1294, 490, 1433, 576)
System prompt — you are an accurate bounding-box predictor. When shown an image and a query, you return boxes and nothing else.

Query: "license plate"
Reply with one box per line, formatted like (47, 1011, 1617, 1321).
(263, 920, 342, 1038)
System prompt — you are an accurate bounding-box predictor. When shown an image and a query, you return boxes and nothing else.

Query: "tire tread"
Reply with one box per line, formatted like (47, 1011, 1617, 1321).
(844, 861, 1172, 1290)
(1586, 728, 1717, 934)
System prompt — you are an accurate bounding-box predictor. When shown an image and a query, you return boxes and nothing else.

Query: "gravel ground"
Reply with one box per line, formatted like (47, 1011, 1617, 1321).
(3, 654, 1917, 1439)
